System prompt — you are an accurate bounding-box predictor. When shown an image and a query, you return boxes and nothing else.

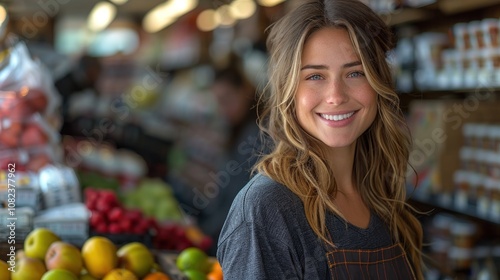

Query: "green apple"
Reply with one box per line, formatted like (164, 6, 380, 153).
(11, 257, 46, 280)
(45, 241, 83, 276)
(117, 242, 154, 278)
(24, 228, 61, 261)
(41, 268, 78, 280)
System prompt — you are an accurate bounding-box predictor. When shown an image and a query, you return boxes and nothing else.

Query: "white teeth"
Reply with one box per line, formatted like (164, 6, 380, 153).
(321, 112, 354, 121)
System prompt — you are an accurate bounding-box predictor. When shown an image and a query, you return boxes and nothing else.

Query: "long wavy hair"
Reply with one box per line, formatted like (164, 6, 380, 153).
(254, 0, 423, 278)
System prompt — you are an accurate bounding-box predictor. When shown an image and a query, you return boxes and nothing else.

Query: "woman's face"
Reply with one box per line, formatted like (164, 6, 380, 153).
(295, 27, 377, 149)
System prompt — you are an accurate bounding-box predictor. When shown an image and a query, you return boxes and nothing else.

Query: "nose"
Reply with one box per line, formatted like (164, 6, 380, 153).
(325, 79, 349, 105)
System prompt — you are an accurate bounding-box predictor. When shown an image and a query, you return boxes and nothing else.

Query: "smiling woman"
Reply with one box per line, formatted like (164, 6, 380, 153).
(216, 0, 424, 279)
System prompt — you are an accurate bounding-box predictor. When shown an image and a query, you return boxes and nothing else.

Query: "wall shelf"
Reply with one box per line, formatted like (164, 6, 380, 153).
(409, 194, 500, 226)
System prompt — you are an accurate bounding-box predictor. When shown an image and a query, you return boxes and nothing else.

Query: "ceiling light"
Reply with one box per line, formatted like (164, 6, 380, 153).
(215, 5, 236, 27)
(87, 2, 117, 32)
(257, 0, 286, 7)
(110, 0, 128, 5)
(143, 0, 198, 33)
(230, 0, 256, 19)
(197, 9, 219, 32)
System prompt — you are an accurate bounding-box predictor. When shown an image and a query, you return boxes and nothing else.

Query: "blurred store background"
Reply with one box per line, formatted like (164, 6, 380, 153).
(0, 0, 499, 279)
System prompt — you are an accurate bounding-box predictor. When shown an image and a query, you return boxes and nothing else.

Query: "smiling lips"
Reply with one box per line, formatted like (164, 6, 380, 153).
(320, 111, 355, 121)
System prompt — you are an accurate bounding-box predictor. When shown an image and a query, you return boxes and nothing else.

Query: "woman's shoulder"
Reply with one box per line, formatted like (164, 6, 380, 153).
(218, 173, 307, 246)
(220, 173, 303, 232)
(238, 173, 301, 212)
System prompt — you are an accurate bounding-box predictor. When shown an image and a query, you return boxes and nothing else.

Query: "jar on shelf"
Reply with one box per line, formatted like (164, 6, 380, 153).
(454, 22, 471, 51)
(485, 124, 499, 151)
(490, 179, 500, 222)
(464, 49, 480, 88)
(475, 124, 489, 151)
(448, 246, 473, 271)
(486, 152, 500, 179)
(492, 48, 500, 86)
(454, 170, 470, 210)
(493, 126, 500, 152)
(430, 238, 451, 268)
(481, 18, 500, 49)
(450, 219, 478, 249)
(477, 177, 494, 217)
(467, 172, 483, 209)
(468, 20, 484, 50)
(470, 245, 493, 280)
(462, 122, 475, 147)
(431, 212, 456, 239)
(459, 146, 475, 171)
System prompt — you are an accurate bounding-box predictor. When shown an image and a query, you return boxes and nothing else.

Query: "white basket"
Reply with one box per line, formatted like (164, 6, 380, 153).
(33, 203, 90, 246)
(0, 207, 34, 239)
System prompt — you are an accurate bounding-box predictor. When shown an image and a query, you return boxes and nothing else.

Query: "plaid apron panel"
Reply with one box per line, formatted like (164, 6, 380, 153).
(325, 243, 416, 280)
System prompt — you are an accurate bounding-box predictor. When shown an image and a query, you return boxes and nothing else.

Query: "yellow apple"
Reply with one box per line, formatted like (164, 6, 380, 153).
(80, 273, 99, 280)
(103, 268, 138, 280)
(45, 241, 83, 276)
(81, 236, 118, 279)
(24, 228, 61, 261)
(41, 268, 79, 280)
(11, 257, 46, 280)
(117, 242, 154, 278)
(0, 259, 11, 280)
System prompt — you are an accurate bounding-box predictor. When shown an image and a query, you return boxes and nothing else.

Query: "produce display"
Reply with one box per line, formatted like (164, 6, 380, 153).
(3, 227, 171, 280)
(84, 186, 212, 252)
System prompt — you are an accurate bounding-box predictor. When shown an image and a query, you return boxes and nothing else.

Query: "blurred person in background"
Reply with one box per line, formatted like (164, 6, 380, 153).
(197, 62, 262, 255)
(55, 54, 102, 131)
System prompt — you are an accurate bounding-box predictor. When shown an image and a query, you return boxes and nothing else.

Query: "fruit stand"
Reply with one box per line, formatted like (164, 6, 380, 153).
(0, 36, 222, 280)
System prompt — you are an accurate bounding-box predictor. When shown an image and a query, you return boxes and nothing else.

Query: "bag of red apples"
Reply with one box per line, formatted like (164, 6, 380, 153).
(0, 36, 62, 172)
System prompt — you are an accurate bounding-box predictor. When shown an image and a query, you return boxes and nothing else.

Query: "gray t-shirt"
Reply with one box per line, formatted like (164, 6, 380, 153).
(217, 173, 394, 279)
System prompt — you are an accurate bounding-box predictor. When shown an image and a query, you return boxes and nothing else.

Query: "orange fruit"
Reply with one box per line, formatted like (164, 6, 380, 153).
(210, 261, 222, 274)
(207, 271, 223, 280)
(207, 261, 223, 280)
(143, 272, 170, 280)
(81, 236, 118, 278)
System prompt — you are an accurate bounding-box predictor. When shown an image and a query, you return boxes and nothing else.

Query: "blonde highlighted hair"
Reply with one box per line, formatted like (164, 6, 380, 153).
(255, 0, 423, 278)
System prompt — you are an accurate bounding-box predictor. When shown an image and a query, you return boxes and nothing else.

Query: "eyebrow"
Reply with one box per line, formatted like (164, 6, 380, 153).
(300, 61, 362, 70)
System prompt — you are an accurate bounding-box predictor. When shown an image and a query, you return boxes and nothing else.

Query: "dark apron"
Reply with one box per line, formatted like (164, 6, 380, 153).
(325, 229, 416, 279)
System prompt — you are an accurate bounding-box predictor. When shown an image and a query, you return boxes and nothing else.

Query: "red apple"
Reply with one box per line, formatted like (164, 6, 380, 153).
(26, 88, 48, 113)
(119, 219, 132, 232)
(0, 120, 22, 148)
(108, 207, 125, 222)
(99, 190, 119, 207)
(108, 223, 122, 234)
(20, 124, 49, 147)
(125, 209, 143, 222)
(89, 211, 106, 228)
(95, 199, 114, 213)
(94, 223, 108, 233)
(45, 241, 83, 276)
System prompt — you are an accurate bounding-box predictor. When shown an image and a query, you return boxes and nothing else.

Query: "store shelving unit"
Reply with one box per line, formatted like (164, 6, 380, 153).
(383, 0, 500, 278)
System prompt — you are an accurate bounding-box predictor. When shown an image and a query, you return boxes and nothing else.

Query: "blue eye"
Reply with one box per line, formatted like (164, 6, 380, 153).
(307, 74, 323, 80)
(348, 71, 365, 78)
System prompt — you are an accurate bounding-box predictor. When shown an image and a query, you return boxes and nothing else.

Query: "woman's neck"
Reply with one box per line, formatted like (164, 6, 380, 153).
(326, 144, 356, 194)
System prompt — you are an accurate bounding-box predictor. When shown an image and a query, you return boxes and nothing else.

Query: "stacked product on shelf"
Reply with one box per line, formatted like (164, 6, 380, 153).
(0, 35, 86, 245)
(396, 18, 500, 91)
(425, 212, 500, 278)
(454, 122, 500, 223)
